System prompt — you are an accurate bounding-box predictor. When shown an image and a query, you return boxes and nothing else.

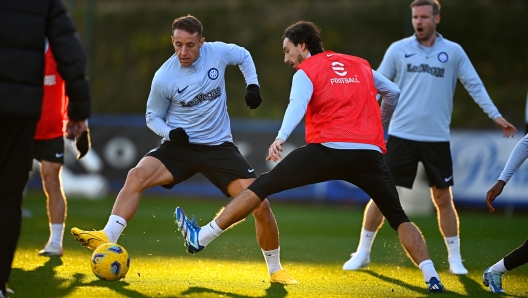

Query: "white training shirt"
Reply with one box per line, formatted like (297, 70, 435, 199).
(277, 57, 400, 152)
(146, 42, 258, 145)
(498, 133, 528, 183)
(378, 33, 502, 142)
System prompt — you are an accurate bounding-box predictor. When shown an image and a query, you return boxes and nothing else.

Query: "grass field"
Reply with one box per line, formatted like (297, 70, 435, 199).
(10, 191, 528, 297)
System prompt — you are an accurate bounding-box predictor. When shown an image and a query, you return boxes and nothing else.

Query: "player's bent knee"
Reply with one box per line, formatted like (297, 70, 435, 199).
(251, 199, 271, 218)
(387, 215, 411, 231)
(125, 167, 150, 190)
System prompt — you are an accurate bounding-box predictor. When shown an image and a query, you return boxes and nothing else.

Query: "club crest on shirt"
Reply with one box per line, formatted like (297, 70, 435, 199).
(208, 68, 219, 80)
(438, 52, 448, 63)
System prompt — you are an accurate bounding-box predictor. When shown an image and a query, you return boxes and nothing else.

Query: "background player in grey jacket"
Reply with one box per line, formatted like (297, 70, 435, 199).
(482, 133, 528, 293)
(343, 0, 516, 275)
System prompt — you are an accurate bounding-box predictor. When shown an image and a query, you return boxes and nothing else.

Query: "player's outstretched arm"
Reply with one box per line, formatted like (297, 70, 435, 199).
(494, 117, 517, 138)
(485, 180, 506, 212)
(266, 138, 285, 163)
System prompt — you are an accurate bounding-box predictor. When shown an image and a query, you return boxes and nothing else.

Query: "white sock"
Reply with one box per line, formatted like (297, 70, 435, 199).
(490, 259, 508, 273)
(419, 259, 440, 282)
(262, 247, 283, 274)
(198, 220, 224, 247)
(103, 215, 127, 243)
(444, 235, 462, 262)
(49, 223, 64, 247)
(356, 229, 377, 254)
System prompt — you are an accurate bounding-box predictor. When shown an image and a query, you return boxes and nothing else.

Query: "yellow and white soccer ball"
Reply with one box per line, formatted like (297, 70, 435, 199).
(91, 243, 130, 281)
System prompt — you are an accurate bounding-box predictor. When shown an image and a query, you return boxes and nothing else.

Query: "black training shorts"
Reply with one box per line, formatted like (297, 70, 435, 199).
(384, 135, 453, 189)
(32, 137, 65, 164)
(146, 141, 256, 197)
(248, 144, 409, 231)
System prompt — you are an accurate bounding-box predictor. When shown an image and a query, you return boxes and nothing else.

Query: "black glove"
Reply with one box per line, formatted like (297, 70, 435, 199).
(169, 127, 189, 145)
(244, 84, 262, 109)
(75, 129, 91, 160)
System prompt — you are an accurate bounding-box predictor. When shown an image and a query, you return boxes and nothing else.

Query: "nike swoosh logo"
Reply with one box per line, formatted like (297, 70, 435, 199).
(248, 169, 255, 172)
(327, 54, 334, 57)
(444, 176, 453, 182)
(116, 221, 125, 227)
(177, 86, 189, 94)
(404, 53, 415, 58)
(55, 153, 64, 158)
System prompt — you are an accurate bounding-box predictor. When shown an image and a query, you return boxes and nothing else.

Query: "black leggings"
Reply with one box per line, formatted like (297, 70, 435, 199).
(249, 144, 409, 231)
(504, 238, 528, 271)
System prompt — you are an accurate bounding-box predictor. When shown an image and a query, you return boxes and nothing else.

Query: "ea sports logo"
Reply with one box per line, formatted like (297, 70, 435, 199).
(332, 62, 347, 76)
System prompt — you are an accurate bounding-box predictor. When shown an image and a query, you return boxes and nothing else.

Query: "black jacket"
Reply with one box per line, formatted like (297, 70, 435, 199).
(0, 0, 91, 120)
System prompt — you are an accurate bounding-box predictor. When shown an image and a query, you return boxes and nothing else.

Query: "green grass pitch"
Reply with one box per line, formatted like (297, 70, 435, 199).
(10, 191, 528, 297)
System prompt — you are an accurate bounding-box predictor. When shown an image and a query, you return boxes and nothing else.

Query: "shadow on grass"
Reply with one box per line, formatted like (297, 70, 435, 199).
(181, 283, 288, 298)
(456, 275, 524, 298)
(10, 256, 179, 298)
(359, 270, 429, 296)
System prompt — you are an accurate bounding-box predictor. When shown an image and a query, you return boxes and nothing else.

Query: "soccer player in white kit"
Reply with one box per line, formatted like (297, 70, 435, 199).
(71, 15, 297, 285)
(343, 0, 517, 275)
(483, 133, 528, 293)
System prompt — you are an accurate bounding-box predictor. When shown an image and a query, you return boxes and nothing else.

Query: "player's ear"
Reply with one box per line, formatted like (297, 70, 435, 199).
(434, 13, 440, 25)
(199, 37, 205, 47)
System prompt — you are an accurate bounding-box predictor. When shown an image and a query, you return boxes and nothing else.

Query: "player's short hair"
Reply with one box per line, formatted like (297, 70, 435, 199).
(282, 21, 324, 55)
(172, 15, 203, 37)
(410, 0, 441, 15)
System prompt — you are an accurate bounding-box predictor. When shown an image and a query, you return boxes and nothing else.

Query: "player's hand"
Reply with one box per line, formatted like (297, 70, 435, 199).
(244, 84, 262, 109)
(66, 120, 87, 139)
(266, 138, 285, 163)
(75, 128, 91, 160)
(485, 180, 506, 212)
(494, 117, 517, 138)
(169, 127, 189, 145)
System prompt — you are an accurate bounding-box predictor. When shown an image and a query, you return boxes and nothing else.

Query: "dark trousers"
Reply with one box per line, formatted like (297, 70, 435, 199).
(0, 117, 37, 294)
(249, 144, 409, 231)
(504, 238, 528, 271)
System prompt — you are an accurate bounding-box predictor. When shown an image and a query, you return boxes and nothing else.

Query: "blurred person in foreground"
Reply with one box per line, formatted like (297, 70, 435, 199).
(0, 0, 91, 296)
(343, 0, 516, 275)
(33, 40, 91, 257)
(70, 15, 297, 285)
(483, 133, 528, 293)
(175, 20, 447, 293)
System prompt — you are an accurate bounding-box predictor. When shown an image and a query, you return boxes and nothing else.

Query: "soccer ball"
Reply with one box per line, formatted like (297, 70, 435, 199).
(91, 243, 130, 281)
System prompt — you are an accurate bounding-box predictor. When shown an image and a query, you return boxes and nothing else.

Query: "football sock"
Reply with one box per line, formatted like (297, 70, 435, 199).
(103, 215, 127, 243)
(419, 259, 440, 282)
(356, 229, 377, 254)
(444, 235, 462, 262)
(490, 259, 508, 273)
(199, 220, 224, 247)
(262, 247, 283, 274)
(49, 223, 64, 247)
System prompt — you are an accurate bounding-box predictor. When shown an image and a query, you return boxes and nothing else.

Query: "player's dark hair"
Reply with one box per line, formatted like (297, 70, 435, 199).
(410, 0, 441, 15)
(172, 15, 203, 37)
(282, 21, 324, 55)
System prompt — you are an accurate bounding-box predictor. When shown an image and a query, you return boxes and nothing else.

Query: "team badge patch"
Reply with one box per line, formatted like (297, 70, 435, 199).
(208, 68, 219, 80)
(438, 52, 448, 63)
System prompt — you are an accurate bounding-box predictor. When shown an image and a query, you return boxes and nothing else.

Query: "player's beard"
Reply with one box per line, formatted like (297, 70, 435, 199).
(294, 51, 304, 67)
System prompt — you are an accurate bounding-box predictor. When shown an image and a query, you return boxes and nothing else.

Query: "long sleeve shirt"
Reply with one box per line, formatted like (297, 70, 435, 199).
(146, 42, 258, 145)
(377, 33, 501, 142)
(277, 65, 399, 153)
